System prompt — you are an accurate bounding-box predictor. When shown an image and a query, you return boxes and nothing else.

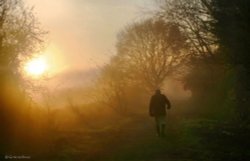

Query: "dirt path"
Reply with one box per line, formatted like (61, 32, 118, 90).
(38, 115, 196, 161)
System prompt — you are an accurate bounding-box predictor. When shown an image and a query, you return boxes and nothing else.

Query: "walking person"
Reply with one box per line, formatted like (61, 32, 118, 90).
(149, 89, 171, 137)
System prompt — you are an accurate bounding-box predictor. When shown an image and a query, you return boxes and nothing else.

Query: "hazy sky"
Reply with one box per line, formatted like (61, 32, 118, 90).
(25, 0, 158, 75)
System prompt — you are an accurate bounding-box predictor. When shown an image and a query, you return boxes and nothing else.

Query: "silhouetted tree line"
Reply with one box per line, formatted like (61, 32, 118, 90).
(98, 0, 250, 123)
(0, 0, 46, 154)
(0, 0, 249, 159)
(96, 2, 250, 159)
(210, 0, 250, 123)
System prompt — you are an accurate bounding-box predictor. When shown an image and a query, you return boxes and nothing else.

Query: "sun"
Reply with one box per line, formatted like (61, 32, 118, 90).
(24, 56, 48, 77)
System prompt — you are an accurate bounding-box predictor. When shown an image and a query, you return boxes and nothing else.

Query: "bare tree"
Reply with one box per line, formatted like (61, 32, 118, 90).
(0, 0, 47, 87)
(155, 0, 231, 115)
(157, 0, 217, 60)
(94, 60, 128, 114)
(116, 18, 187, 90)
(0, 0, 47, 151)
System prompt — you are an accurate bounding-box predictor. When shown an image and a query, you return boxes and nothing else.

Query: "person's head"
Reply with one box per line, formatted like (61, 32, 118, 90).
(155, 89, 161, 95)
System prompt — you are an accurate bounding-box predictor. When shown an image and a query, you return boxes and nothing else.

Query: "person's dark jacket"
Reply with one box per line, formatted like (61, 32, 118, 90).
(149, 93, 171, 117)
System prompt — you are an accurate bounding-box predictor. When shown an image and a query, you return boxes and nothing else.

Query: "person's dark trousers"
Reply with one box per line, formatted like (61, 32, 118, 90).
(154, 116, 166, 137)
(161, 124, 166, 137)
(156, 125, 160, 136)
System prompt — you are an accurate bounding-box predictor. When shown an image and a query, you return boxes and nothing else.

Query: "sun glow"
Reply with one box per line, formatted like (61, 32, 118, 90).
(24, 56, 48, 77)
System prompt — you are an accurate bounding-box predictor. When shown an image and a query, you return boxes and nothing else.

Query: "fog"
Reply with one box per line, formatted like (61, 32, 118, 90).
(1, 0, 249, 161)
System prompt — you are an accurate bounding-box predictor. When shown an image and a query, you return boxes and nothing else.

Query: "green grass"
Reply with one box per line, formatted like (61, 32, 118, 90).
(34, 115, 250, 161)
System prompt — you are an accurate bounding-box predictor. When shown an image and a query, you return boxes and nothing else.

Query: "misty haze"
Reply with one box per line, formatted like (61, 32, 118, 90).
(0, 0, 250, 161)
